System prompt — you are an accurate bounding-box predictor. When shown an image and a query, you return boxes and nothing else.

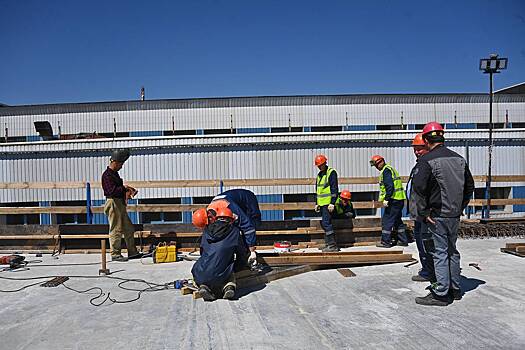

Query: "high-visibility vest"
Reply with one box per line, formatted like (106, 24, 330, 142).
(316, 167, 336, 206)
(379, 164, 406, 201)
(335, 197, 346, 215)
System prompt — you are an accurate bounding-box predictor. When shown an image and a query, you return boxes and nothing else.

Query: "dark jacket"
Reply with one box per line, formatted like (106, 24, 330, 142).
(413, 144, 475, 219)
(191, 220, 246, 289)
(407, 163, 420, 219)
(101, 167, 126, 199)
(214, 189, 262, 228)
(316, 168, 339, 205)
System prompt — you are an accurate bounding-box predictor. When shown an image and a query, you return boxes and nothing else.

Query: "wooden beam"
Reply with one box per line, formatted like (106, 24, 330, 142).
(1, 175, 524, 190)
(257, 252, 413, 266)
(337, 268, 356, 277)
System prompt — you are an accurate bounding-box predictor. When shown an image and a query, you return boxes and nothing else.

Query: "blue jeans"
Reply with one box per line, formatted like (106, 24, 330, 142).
(381, 199, 407, 244)
(414, 221, 435, 279)
(320, 205, 334, 237)
(428, 217, 461, 297)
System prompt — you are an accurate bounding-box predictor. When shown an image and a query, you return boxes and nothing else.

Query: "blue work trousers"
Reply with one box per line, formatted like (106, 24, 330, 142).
(320, 205, 334, 237)
(428, 217, 461, 297)
(381, 199, 407, 244)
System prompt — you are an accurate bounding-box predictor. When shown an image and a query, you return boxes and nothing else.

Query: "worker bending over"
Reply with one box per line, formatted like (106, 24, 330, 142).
(370, 155, 408, 248)
(101, 149, 140, 262)
(212, 189, 262, 229)
(332, 190, 357, 220)
(407, 133, 435, 282)
(314, 154, 340, 252)
(208, 195, 258, 267)
(191, 207, 248, 301)
(413, 122, 474, 306)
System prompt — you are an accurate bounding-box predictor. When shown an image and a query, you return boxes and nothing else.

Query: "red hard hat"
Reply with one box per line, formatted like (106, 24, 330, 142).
(340, 190, 351, 200)
(207, 199, 229, 216)
(369, 155, 384, 166)
(412, 133, 426, 146)
(216, 207, 234, 220)
(422, 122, 444, 136)
(192, 208, 208, 229)
(314, 154, 327, 166)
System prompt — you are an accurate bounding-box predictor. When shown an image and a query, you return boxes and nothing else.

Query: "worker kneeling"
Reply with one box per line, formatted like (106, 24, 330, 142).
(191, 207, 249, 302)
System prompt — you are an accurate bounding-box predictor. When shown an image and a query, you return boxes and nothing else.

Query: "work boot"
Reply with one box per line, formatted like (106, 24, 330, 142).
(396, 241, 409, 247)
(322, 234, 339, 252)
(198, 285, 216, 302)
(111, 255, 128, 262)
(222, 285, 236, 300)
(127, 252, 144, 260)
(449, 288, 463, 300)
(415, 292, 451, 306)
(375, 241, 394, 248)
(411, 274, 430, 282)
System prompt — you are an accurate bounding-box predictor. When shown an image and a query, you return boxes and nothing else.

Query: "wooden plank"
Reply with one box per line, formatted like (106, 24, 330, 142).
(505, 242, 525, 249)
(500, 248, 525, 258)
(257, 253, 413, 266)
(516, 246, 525, 254)
(337, 268, 356, 277)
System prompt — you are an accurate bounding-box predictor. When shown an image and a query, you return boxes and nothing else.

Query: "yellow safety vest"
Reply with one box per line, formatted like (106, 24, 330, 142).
(379, 164, 406, 201)
(316, 167, 336, 206)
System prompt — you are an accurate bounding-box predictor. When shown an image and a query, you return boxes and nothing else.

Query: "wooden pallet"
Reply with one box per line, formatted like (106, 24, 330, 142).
(500, 242, 525, 258)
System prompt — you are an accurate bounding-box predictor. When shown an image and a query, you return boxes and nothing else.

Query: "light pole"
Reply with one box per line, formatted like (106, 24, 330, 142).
(479, 54, 508, 218)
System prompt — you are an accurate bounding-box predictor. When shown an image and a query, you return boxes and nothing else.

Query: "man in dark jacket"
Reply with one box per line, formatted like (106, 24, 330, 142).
(191, 207, 249, 301)
(413, 122, 475, 306)
(408, 133, 435, 283)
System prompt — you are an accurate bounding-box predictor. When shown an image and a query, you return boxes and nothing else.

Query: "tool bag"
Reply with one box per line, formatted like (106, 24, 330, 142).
(153, 242, 177, 263)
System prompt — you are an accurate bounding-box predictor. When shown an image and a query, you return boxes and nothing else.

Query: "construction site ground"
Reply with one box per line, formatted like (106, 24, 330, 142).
(1, 238, 524, 350)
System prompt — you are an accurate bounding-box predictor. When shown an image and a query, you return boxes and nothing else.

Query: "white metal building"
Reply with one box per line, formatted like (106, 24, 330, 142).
(1, 92, 524, 224)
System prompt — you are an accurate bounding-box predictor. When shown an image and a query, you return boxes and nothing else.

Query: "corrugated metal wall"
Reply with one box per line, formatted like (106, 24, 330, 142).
(1, 130, 524, 203)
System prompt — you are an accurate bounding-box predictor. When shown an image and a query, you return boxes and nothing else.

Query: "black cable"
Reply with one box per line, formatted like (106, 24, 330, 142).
(0, 274, 177, 306)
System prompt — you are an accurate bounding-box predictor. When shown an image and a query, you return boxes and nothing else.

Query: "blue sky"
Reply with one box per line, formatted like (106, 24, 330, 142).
(1, 0, 524, 105)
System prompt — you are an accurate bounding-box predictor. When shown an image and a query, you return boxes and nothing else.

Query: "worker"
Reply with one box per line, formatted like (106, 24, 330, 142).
(191, 207, 248, 301)
(370, 154, 408, 248)
(413, 122, 474, 306)
(407, 133, 435, 282)
(207, 197, 257, 267)
(314, 154, 340, 252)
(212, 189, 262, 229)
(101, 149, 141, 262)
(332, 190, 357, 220)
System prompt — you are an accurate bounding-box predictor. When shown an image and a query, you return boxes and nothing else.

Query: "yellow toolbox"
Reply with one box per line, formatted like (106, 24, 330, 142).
(153, 242, 177, 263)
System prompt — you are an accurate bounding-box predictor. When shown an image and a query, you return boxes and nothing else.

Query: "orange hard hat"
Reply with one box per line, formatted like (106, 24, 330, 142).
(207, 199, 229, 216)
(314, 154, 327, 166)
(412, 133, 425, 146)
(422, 121, 444, 136)
(340, 190, 351, 200)
(369, 155, 384, 166)
(216, 207, 234, 220)
(192, 208, 208, 229)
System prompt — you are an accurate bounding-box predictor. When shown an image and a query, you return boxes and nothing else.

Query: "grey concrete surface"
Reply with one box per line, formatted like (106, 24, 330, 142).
(0, 238, 524, 350)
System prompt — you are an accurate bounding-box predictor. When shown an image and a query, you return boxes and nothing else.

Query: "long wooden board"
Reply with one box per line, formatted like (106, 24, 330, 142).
(257, 252, 413, 266)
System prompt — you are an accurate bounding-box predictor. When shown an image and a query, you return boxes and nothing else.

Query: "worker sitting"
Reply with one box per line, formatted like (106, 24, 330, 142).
(332, 190, 357, 220)
(191, 207, 249, 301)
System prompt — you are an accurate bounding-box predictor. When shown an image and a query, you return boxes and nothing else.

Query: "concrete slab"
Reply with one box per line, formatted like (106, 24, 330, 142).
(0, 238, 524, 350)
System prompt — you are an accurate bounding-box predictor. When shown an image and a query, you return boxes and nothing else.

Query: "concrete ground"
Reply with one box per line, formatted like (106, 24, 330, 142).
(0, 238, 524, 350)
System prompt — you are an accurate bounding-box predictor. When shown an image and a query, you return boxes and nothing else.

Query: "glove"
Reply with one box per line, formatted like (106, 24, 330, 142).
(327, 204, 335, 212)
(314, 205, 320, 213)
(248, 251, 257, 266)
(382, 200, 389, 207)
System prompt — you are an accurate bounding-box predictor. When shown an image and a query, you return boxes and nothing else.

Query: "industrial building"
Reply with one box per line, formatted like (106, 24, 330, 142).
(1, 88, 524, 225)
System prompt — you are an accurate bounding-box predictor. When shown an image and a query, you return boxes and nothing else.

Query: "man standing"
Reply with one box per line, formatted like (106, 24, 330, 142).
(370, 155, 408, 248)
(191, 207, 246, 301)
(413, 122, 474, 306)
(407, 133, 435, 282)
(314, 154, 340, 252)
(101, 149, 139, 262)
